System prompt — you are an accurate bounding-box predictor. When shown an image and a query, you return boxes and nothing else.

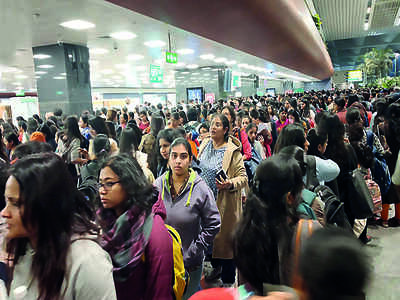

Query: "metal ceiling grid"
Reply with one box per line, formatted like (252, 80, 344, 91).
(370, 0, 400, 29)
(313, 0, 369, 41)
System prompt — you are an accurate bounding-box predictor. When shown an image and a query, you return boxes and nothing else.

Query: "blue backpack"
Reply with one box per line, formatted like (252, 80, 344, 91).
(366, 131, 391, 195)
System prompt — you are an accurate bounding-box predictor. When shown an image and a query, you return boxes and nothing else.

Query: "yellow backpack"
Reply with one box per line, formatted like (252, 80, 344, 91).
(165, 224, 189, 300)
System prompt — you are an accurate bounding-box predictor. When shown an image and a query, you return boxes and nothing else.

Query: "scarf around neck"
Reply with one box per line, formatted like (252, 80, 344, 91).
(99, 205, 153, 282)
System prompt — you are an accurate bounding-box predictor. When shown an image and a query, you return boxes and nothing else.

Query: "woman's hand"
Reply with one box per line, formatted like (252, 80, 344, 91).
(79, 148, 89, 160)
(216, 177, 233, 190)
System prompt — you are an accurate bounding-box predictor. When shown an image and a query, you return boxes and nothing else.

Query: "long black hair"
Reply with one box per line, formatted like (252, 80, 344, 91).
(7, 153, 98, 300)
(233, 151, 303, 292)
(274, 123, 305, 153)
(89, 116, 110, 137)
(119, 127, 142, 154)
(307, 128, 328, 158)
(149, 128, 179, 176)
(64, 116, 84, 143)
(100, 154, 156, 215)
(317, 113, 348, 167)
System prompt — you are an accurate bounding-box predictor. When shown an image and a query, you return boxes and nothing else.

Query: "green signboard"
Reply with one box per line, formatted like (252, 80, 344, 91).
(232, 75, 240, 88)
(294, 88, 304, 93)
(166, 52, 178, 64)
(15, 91, 25, 97)
(150, 64, 163, 83)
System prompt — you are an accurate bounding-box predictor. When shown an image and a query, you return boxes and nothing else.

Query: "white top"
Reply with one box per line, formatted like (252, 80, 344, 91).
(8, 237, 116, 300)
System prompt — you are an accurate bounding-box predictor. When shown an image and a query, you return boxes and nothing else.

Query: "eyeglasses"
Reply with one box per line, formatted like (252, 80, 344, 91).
(98, 181, 120, 191)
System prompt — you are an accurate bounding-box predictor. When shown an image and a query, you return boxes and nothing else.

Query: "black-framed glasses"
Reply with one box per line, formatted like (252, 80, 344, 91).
(98, 181, 120, 191)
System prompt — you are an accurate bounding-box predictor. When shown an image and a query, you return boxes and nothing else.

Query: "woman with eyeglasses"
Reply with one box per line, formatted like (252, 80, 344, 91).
(155, 137, 221, 299)
(98, 154, 174, 300)
(1, 152, 116, 299)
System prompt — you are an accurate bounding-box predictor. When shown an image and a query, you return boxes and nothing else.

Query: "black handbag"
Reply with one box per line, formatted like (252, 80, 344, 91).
(347, 168, 374, 219)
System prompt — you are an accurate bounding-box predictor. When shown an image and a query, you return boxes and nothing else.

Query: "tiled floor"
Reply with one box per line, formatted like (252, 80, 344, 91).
(366, 223, 400, 300)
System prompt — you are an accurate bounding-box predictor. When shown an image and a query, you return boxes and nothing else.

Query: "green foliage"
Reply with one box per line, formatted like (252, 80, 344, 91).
(368, 76, 400, 88)
(358, 48, 394, 82)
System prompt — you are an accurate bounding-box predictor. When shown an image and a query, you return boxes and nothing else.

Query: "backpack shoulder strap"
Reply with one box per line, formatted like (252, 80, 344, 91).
(292, 219, 314, 289)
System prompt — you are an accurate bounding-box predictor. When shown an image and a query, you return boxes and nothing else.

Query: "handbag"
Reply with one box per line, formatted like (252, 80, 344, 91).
(364, 169, 382, 215)
(347, 168, 374, 219)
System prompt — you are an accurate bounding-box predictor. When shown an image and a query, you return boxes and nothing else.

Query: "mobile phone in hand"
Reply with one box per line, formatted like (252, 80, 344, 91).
(216, 169, 228, 181)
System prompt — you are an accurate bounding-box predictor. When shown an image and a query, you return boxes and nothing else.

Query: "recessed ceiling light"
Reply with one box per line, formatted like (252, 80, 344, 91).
(127, 54, 144, 61)
(238, 63, 248, 68)
(35, 76, 41, 79)
(110, 31, 137, 40)
(12, 82, 22, 85)
(101, 69, 114, 75)
(187, 64, 198, 69)
(15, 75, 28, 79)
(176, 48, 194, 55)
(90, 48, 109, 55)
(364, 22, 369, 30)
(201, 67, 212, 70)
(60, 20, 95, 30)
(60, 73, 67, 76)
(200, 54, 215, 60)
(214, 57, 227, 63)
(33, 54, 51, 59)
(226, 60, 237, 65)
(144, 40, 166, 48)
(175, 62, 186, 67)
(115, 64, 128, 69)
(38, 65, 54, 69)
(181, 71, 190, 74)
(53, 76, 65, 80)
(192, 72, 200, 75)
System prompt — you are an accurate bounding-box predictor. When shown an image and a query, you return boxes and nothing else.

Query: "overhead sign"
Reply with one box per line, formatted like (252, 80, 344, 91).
(150, 64, 163, 83)
(15, 91, 25, 97)
(232, 72, 241, 88)
(166, 52, 178, 64)
(348, 70, 362, 82)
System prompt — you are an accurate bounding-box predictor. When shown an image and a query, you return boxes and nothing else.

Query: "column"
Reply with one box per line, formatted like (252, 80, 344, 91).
(32, 43, 92, 115)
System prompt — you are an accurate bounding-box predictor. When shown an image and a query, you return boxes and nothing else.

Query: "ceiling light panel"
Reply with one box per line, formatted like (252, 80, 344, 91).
(110, 31, 137, 40)
(37, 65, 54, 69)
(144, 40, 166, 48)
(200, 54, 215, 60)
(60, 20, 95, 30)
(176, 48, 194, 55)
(33, 54, 51, 59)
(214, 57, 227, 63)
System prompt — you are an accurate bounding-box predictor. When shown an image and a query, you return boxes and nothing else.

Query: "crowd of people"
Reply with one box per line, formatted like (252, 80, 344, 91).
(0, 86, 400, 299)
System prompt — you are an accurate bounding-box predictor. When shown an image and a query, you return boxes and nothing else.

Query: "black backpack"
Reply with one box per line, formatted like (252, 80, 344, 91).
(313, 185, 352, 231)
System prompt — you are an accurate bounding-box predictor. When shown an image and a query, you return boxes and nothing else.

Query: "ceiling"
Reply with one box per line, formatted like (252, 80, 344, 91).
(0, 0, 318, 94)
(313, 0, 400, 69)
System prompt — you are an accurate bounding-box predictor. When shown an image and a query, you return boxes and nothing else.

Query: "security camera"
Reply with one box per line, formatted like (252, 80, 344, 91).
(113, 41, 118, 51)
(57, 40, 63, 46)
